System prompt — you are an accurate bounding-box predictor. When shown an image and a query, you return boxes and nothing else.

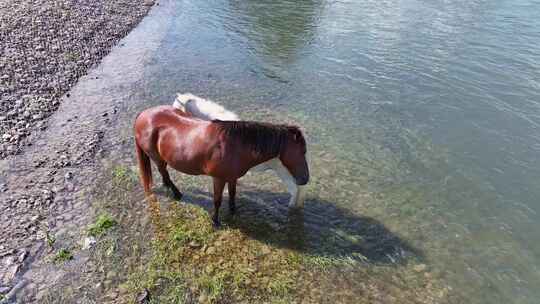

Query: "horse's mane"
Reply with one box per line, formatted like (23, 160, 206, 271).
(175, 93, 239, 121)
(213, 120, 305, 156)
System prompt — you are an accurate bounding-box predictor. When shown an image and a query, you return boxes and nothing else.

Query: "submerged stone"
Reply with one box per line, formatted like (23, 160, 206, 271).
(413, 264, 427, 272)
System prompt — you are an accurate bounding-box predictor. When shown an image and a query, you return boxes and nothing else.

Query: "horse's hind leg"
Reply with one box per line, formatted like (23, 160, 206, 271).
(156, 161, 182, 199)
(212, 177, 226, 227)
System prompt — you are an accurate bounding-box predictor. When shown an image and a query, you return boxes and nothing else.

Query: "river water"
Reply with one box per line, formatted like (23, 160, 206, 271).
(99, 0, 540, 302)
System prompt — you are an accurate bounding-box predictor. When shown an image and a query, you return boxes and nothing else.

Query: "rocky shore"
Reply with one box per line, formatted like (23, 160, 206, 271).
(0, 0, 154, 158)
(0, 0, 154, 301)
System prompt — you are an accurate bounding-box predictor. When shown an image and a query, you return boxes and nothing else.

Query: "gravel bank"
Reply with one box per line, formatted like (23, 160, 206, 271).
(0, 0, 155, 301)
(0, 0, 154, 158)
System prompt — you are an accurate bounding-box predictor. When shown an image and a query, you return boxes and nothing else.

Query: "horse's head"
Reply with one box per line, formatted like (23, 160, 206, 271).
(280, 127, 310, 185)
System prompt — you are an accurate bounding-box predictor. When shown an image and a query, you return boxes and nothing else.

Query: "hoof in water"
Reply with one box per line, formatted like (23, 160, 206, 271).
(169, 188, 183, 200)
(145, 193, 158, 203)
(173, 192, 183, 200)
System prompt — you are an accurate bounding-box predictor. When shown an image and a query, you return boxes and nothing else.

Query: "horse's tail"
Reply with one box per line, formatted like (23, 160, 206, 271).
(135, 139, 153, 193)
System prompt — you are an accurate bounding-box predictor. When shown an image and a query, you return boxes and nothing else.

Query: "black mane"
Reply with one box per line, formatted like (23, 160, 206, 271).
(213, 120, 305, 156)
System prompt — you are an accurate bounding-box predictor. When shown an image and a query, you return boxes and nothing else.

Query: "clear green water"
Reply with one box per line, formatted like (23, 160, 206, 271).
(118, 0, 540, 302)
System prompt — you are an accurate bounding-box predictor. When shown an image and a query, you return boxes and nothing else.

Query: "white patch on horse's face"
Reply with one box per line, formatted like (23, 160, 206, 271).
(280, 133, 309, 186)
(264, 158, 305, 208)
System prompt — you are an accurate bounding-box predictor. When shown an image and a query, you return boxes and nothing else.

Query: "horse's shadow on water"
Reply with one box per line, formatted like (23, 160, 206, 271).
(161, 187, 423, 266)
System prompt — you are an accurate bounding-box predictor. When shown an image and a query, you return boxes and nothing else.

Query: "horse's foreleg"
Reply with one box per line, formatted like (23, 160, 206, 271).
(212, 177, 226, 227)
(228, 180, 237, 214)
(157, 161, 182, 199)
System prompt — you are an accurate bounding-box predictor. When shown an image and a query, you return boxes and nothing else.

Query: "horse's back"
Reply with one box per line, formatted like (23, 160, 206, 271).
(134, 106, 218, 176)
(136, 105, 203, 135)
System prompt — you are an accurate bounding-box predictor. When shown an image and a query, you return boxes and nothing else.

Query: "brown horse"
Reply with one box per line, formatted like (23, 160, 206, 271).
(134, 105, 309, 226)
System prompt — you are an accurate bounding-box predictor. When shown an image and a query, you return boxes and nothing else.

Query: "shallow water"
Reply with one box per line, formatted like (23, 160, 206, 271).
(79, 0, 540, 302)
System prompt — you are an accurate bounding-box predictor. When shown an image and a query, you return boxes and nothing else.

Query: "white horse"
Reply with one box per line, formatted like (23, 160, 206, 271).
(173, 93, 305, 208)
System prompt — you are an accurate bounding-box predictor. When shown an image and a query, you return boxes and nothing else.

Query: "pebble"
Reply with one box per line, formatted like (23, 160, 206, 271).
(188, 240, 202, 248)
(0, 285, 11, 294)
(106, 271, 117, 280)
(36, 230, 47, 240)
(6, 264, 21, 281)
(3, 280, 27, 302)
(17, 249, 28, 263)
(82, 236, 97, 250)
(260, 246, 271, 255)
(198, 293, 208, 303)
(107, 291, 119, 299)
(137, 289, 150, 303)
(414, 264, 427, 272)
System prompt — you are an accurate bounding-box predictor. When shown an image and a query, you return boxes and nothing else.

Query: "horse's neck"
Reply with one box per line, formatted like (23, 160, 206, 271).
(239, 145, 280, 172)
(249, 151, 279, 169)
(250, 157, 279, 172)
